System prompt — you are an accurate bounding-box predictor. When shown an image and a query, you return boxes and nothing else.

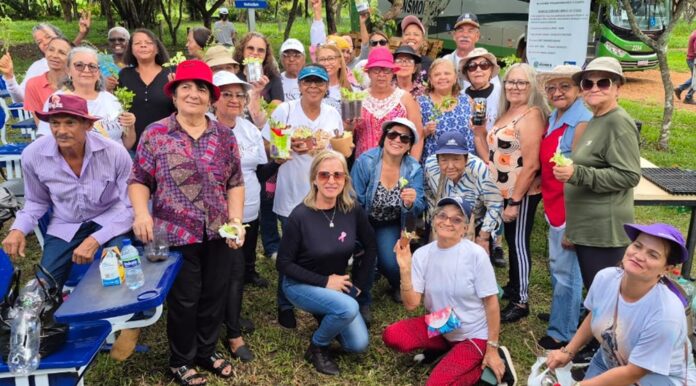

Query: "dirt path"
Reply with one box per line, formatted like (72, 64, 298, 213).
(622, 68, 696, 111)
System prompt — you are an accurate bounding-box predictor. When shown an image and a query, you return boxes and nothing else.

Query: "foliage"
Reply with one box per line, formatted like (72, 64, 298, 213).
(499, 54, 522, 77)
(113, 87, 135, 111)
(0, 17, 13, 55)
(368, 0, 396, 36)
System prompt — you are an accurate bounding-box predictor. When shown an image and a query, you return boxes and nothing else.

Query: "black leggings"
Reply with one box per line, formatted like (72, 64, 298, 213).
(503, 194, 541, 304)
(575, 245, 626, 289)
(242, 219, 260, 278)
(225, 220, 257, 339)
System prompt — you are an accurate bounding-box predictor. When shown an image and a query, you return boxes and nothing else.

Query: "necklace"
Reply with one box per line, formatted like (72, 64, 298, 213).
(320, 206, 337, 228)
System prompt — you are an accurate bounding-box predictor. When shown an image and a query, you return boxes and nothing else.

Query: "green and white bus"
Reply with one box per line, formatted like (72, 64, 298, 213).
(364, 0, 671, 71)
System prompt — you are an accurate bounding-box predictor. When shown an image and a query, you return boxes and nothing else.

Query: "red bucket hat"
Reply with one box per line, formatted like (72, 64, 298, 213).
(163, 59, 221, 102)
(34, 94, 100, 123)
(364, 47, 399, 72)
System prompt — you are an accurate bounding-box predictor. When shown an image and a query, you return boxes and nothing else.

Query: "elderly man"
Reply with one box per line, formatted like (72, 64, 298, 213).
(214, 7, 237, 47)
(424, 131, 505, 267)
(2, 94, 133, 289)
(279, 38, 305, 101)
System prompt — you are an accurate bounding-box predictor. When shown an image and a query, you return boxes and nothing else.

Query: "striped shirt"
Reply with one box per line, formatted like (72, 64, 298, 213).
(424, 154, 503, 234)
(11, 132, 134, 244)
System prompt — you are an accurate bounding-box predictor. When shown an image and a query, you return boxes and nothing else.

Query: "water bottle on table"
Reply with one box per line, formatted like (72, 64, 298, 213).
(121, 239, 145, 290)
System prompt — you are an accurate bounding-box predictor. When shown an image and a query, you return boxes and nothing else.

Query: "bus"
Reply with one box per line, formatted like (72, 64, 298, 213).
(363, 0, 671, 71)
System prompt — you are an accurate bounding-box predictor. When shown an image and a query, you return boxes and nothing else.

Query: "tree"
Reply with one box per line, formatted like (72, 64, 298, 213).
(284, 0, 301, 40)
(188, 0, 227, 29)
(100, 0, 114, 29)
(619, 0, 695, 150)
(325, 0, 337, 34)
(381, 0, 404, 21)
(111, 0, 159, 29)
(160, 0, 184, 46)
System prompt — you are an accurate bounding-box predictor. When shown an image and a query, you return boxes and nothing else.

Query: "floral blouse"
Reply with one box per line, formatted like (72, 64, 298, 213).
(355, 88, 407, 158)
(129, 113, 244, 246)
(417, 94, 475, 162)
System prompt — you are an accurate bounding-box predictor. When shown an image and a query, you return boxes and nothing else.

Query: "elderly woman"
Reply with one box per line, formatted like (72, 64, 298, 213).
(262, 64, 344, 329)
(417, 58, 475, 163)
(186, 27, 212, 60)
(481, 63, 548, 323)
(394, 45, 425, 97)
(351, 118, 425, 309)
(383, 196, 512, 385)
(461, 48, 501, 134)
(277, 150, 377, 376)
(315, 43, 354, 112)
(129, 60, 243, 385)
(118, 28, 176, 147)
(547, 223, 696, 385)
(400, 16, 433, 74)
(21, 37, 72, 121)
(352, 47, 424, 159)
(536, 65, 593, 350)
(36, 46, 136, 148)
(553, 57, 641, 291)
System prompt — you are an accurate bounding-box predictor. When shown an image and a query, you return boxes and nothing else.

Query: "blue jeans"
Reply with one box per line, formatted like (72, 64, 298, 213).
(260, 192, 280, 256)
(546, 225, 583, 342)
(276, 215, 293, 312)
(678, 59, 695, 100)
(373, 221, 401, 290)
(585, 349, 674, 385)
(42, 221, 128, 289)
(282, 277, 369, 351)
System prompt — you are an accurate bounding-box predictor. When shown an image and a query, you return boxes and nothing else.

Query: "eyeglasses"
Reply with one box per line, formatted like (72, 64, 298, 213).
(108, 37, 127, 43)
(317, 55, 339, 64)
(300, 78, 327, 86)
(395, 58, 415, 65)
(465, 61, 492, 72)
(220, 91, 247, 100)
(545, 83, 574, 94)
(580, 78, 613, 91)
(504, 80, 530, 90)
(434, 211, 466, 226)
(385, 131, 413, 144)
(368, 67, 393, 75)
(369, 39, 388, 47)
(73, 62, 99, 73)
(282, 52, 304, 59)
(317, 171, 346, 182)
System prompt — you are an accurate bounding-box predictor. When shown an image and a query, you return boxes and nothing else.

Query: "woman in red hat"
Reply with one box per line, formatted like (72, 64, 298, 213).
(129, 59, 244, 385)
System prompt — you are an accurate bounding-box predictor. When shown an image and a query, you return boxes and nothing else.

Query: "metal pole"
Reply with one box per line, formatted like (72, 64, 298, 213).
(247, 8, 256, 32)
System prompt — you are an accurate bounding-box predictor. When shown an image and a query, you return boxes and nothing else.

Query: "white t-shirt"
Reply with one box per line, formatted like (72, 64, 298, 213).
(37, 91, 124, 145)
(261, 99, 343, 217)
(443, 51, 501, 92)
(232, 116, 267, 223)
(213, 20, 236, 46)
(586, 268, 696, 384)
(281, 72, 300, 101)
(411, 239, 499, 342)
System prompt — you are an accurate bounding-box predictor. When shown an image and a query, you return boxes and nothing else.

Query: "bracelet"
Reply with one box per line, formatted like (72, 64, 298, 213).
(486, 340, 500, 348)
(560, 346, 575, 359)
(508, 199, 522, 207)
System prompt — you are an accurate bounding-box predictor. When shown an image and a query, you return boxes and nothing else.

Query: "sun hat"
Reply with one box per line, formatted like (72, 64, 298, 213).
(218, 7, 229, 15)
(204, 45, 238, 68)
(572, 56, 625, 85)
(280, 38, 305, 55)
(163, 59, 221, 102)
(537, 64, 583, 86)
(437, 196, 473, 219)
(213, 71, 251, 91)
(401, 15, 426, 36)
(435, 131, 469, 156)
(298, 65, 329, 82)
(381, 117, 419, 144)
(623, 223, 689, 263)
(394, 45, 421, 64)
(454, 12, 480, 30)
(460, 47, 499, 82)
(364, 47, 399, 72)
(35, 94, 100, 123)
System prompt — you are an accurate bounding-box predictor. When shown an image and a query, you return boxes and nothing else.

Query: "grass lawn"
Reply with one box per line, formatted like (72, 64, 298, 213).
(2, 15, 696, 386)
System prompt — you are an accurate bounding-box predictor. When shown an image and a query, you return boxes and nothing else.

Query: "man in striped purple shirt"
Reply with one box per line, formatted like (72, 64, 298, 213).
(2, 94, 133, 288)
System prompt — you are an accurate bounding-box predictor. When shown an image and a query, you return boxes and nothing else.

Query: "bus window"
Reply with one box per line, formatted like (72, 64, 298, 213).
(608, 0, 670, 31)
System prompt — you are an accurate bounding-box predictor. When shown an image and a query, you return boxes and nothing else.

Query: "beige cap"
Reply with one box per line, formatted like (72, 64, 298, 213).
(572, 57, 625, 84)
(204, 45, 238, 68)
(537, 64, 583, 86)
(460, 47, 499, 82)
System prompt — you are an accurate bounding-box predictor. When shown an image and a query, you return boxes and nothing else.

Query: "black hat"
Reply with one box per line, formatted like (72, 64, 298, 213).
(394, 45, 421, 64)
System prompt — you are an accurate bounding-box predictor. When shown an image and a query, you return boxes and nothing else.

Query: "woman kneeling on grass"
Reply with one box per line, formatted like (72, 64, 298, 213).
(276, 150, 377, 376)
(383, 196, 515, 386)
(546, 223, 696, 385)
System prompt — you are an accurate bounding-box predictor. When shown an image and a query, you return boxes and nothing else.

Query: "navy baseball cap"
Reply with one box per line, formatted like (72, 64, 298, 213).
(298, 65, 329, 82)
(435, 131, 469, 156)
(624, 223, 689, 263)
(437, 196, 472, 218)
(454, 13, 480, 29)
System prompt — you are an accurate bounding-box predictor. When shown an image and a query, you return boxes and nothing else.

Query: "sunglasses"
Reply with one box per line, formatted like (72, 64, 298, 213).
(465, 61, 492, 72)
(317, 171, 346, 182)
(220, 91, 247, 100)
(580, 78, 613, 91)
(386, 131, 413, 144)
(108, 37, 127, 43)
(434, 211, 466, 226)
(370, 39, 388, 47)
(73, 62, 100, 73)
(545, 83, 574, 94)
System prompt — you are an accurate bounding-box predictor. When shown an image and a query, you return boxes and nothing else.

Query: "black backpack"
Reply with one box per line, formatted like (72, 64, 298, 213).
(0, 187, 20, 228)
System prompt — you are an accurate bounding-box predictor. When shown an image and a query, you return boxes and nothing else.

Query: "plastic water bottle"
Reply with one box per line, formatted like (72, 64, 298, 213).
(8, 309, 41, 374)
(121, 239, 145, 290)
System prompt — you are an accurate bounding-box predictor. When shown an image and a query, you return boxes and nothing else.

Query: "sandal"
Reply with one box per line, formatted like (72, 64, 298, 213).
(170, 365, 207, 386)
(196, 352, 233, 379)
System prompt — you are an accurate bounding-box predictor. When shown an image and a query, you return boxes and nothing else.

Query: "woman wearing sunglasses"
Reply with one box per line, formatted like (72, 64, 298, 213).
(553, 57, 641, 290)
(36, 46, 137, 149)
(461, 48, 502, 135)
(351, 118, 425, 312)
(546, 223, 696, 386)
(480, 63, 549, 323)
(276, 150, 377, 376)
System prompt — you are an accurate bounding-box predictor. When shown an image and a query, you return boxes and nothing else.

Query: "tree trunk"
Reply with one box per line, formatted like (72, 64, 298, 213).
(111, 0, 159, 29)
(58, 0, 73, 21)
(325, 0, 337, 34)
(284, 0, 300, 40)
(305, 0, 309, 18)
(160, 0, 184, 46)
(101, 0, 114, 29)
(381, 0, 404, 21)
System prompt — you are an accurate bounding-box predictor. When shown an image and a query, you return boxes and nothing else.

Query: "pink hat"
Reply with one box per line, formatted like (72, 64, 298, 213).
(364, 47, 399, 72)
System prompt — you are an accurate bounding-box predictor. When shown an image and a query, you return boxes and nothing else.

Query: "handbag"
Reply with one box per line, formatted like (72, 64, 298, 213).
(527, 356, 574, 386)
(424, 306, 462, 338)
(0, 264, 69, 358)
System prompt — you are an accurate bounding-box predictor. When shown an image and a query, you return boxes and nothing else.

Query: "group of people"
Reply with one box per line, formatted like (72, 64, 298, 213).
(0, 3, 694, 385)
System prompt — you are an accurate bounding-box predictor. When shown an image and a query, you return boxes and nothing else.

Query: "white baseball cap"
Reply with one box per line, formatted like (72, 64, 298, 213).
(213, 71, 251, 91)
(219, 7, 229, 15)
(280, 38, 305, 55)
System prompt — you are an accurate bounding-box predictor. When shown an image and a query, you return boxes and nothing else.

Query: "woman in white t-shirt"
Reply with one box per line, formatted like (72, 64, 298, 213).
(547, 223, 696, 386)
(36, 46, 136, 148)
(384, 196, 511, 385)
(262, 64, 344, 329)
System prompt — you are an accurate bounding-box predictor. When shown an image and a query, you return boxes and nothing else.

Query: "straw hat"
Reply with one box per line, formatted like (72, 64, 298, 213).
(572, 57, 625, 84)
(460, 47, 500, 82)
(537, 64, 583, 86)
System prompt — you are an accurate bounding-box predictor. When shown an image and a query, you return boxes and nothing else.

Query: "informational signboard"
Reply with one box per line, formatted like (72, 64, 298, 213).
(234, 0, 268, 9)
(527, 0, 592, 72)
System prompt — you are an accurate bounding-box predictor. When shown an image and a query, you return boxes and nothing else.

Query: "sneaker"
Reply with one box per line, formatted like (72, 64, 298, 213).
(498, 346, 518, 386)
(537, 335, 566, 350)
(573, 339, 599, 366)
(675, 86, 683, 100)
(278, 308, 296, 329)
(536, 312, 550, 322)
(305, 342, 340, 375)
(491, 246, 506, 268)
(268, 252, 278, 261)
(501, 302, 529, 323)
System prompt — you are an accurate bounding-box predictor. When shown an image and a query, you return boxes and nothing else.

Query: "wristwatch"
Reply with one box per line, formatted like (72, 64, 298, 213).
(508, 199, 522, 207)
